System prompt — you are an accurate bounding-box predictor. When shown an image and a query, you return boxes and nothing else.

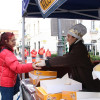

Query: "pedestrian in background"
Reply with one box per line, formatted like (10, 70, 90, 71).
(45, 49, 51, 59)
(38, 46, 45, 59)
(31, 49, 37, 62)
(0, 32, 42, 100)
(24, 48, 29, 63)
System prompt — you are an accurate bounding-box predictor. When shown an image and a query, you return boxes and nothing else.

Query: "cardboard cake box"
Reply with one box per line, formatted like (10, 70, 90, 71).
(36, 88, 100, 100)
(40, 73, 82, 94)
(29, 77, 56, 86)
(62, 91, 100, 100)
(29, 70, 57, 85)
(30, 70, 57, 76)
(36, 87, 62, 100)
(62, 91, 77, 100)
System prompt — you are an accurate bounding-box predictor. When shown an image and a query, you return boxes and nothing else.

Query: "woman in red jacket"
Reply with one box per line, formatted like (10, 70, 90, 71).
(0, 32, 41, 100)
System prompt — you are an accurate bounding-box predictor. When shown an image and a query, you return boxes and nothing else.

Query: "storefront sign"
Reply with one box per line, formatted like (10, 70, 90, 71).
(35, 0, 67, 18)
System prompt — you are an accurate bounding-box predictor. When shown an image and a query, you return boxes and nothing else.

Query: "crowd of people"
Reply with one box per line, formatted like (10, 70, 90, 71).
(24, 47, 51, 63)
(0, 23, 100, 100)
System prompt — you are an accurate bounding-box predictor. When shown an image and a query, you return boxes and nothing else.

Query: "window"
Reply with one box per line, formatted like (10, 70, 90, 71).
(90, 21, 98, 34)
(91, 20, 95, 30)
(34, 24, 35, 35)
(38, 41, 40, 49)
(91, 40, 97, 43)
(38, 21, 39, 34)
(34, 42, 36, 49)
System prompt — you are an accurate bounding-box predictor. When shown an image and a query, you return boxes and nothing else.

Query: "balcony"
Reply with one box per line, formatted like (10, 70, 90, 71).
(90, 29, 98, 34)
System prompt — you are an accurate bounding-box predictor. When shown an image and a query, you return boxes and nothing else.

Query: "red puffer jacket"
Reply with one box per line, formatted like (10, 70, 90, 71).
(0, 49, 33, 87)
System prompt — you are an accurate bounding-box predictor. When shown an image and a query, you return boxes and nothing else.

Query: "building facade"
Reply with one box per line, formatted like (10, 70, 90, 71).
(23, 18, 76, 55)
(18, 18, 100, 56)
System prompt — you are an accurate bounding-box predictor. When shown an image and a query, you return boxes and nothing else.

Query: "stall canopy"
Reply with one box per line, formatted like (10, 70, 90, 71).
(22, 0, 100, 20)
(21, 0, 100, 78)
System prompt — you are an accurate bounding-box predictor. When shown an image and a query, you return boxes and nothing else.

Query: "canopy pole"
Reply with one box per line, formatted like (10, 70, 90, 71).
(22, 17, 25, 79)
(98, 8, 100, 56)
(99, 8, 100, 18)
(57, 19, 63, 56)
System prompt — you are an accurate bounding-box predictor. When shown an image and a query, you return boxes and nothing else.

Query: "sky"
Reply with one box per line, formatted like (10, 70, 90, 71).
(0, 0, 22, 30)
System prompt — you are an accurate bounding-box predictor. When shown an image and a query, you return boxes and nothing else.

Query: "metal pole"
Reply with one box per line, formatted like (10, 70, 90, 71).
(98, 8, 100, 18)
(22, 17, 25, 79)
(98, 8, 100, 56)
(57, 19, 63, 56)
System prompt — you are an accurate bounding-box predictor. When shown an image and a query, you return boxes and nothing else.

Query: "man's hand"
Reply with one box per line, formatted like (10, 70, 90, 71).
(32, 63, 42, 69)
(35, 60, 46, 67)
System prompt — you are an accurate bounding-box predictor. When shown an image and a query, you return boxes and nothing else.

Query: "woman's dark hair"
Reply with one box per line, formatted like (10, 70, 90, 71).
(0, 32, 14, 52)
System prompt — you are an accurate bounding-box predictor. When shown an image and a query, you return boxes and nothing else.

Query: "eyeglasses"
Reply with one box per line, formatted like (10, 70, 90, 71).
(10, 39, 16, 42)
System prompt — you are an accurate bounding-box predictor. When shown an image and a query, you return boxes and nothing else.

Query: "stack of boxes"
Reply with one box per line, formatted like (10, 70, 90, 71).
(29, 70, 57, 86)
(40, 78, 82, 94)
(35, 73, 82, 100)
(36, 87, 62, 100)
(29, 71, 100, 100)
(36, 88, 100, 100)
(62, 91, 100, 100)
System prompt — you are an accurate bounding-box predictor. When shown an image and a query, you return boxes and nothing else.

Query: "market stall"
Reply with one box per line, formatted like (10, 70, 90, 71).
(20, 0, 100, 99)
